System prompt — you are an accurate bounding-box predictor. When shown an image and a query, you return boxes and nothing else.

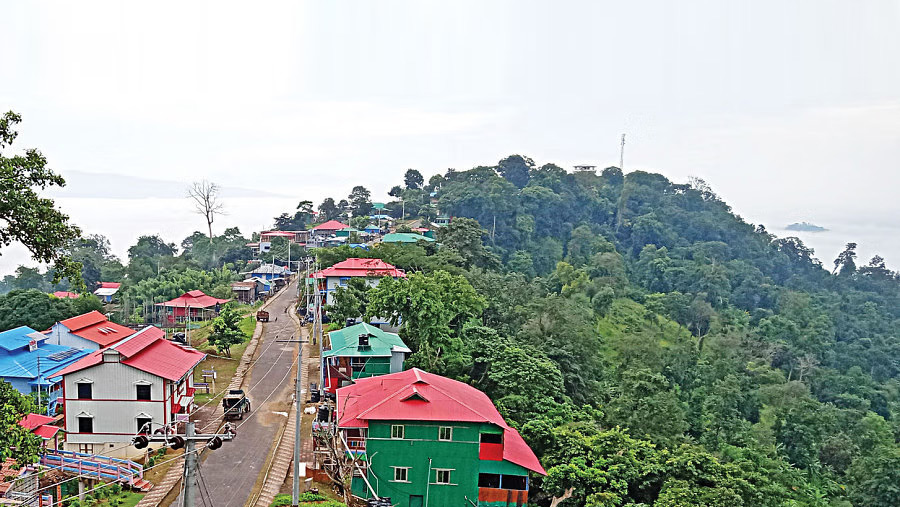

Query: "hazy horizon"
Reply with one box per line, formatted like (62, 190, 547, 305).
(2, 0, 899, 276)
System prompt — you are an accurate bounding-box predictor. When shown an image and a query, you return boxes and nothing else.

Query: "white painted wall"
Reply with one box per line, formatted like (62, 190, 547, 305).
(47, 323, 102, 351)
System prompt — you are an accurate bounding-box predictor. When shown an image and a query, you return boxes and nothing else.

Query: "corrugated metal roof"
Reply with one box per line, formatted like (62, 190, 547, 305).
(381, 233, 435, 243)
(0, 327, 89, 384)
(58, 311, 107, 332)
(312, 220, 349, 231)
(55, 325, 205, 381)
(336, 368, 545, 474)
(58, 312, 138, 347)
(309, 258, 405, 279)
(323, 323, 409, 358)
(155, 291, 230, 309)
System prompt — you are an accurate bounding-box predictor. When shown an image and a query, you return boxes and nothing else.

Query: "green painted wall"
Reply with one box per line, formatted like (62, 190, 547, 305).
(354, 357, 392, 379)
(353, 421, 529, 507)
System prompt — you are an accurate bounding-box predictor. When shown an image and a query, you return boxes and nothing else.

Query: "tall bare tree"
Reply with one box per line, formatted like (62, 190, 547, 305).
(187, 180, 224, 244)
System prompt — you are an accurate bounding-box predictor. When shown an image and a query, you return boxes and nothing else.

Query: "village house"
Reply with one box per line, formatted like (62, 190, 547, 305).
(244, 263, 291, 281)
(155, 290, 230, 324)
(51, 291, 80, 299)
(93, 282, 121, 303)
(380, 232, 436, 244)
(321, 323, 410, 393)
(47, 311, 138, 351)
(56, 326, 205, 457)
(309, 258, 405, 305)
(230, 280, 259, 304)
(0, 326, 89, 414)
(312, 220, 349, 237)
(336, 369, 545, 507)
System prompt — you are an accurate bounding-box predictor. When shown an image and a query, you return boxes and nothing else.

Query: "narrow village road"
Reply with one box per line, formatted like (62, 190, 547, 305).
(175, 279, 301, 507)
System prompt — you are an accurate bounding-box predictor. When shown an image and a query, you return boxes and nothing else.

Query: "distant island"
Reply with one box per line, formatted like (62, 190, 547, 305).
(786, 221, 828, 232)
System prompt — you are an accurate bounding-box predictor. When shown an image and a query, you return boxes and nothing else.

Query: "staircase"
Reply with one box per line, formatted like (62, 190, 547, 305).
(40, 449, 153, 491)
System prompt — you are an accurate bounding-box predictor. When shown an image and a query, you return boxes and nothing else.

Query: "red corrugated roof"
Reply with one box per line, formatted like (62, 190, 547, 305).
(52, 291, 80, 299)
(99, 282, 121, 289)
(19, 413, 54, 430)
(122, 338, 205, 381)
(59, 311, 107, 332)
(156, 291, 230, 309)
(60, 312, 138, 347)
(337, 369, 545, 474)
(312, 220, 349, 231)
(19, 414, 60, 440)
(310, 258, 405, 279)
(54, 326, 205, 381)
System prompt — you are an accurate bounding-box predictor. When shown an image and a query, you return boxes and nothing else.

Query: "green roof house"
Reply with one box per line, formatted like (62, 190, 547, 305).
(322, 323, 411, 393)
(381, 232, 435, 244)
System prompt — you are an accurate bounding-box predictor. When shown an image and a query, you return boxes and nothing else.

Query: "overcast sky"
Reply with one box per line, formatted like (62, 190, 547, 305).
(2, 0, 899, 275)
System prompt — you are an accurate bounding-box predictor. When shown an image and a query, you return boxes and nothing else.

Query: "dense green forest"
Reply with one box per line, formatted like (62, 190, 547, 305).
(4, 150, 900, 506)
(316, 157, 900, 507)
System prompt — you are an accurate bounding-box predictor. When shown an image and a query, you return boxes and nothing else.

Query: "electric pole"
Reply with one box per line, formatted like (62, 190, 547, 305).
(276, 334, 309, 507)
(133, 421, 234, 507)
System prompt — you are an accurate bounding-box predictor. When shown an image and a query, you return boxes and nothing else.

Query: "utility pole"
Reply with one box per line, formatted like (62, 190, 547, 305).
(133, 422, 234, 507)
(619, 133, 626, 170)
(183, 422, 196, 507)
(276, 334, 309, 507)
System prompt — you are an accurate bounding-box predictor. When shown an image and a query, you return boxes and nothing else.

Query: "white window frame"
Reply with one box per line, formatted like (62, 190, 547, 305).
(433, 469, 453, 485)
(391, 467, 410, 483)
(391, 424, 405, 439)
(438, 426, 452, 441)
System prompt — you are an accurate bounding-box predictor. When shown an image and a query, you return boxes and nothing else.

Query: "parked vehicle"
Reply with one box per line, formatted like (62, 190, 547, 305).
(256, 310, 270, 322)
(223, 389, 251, 420)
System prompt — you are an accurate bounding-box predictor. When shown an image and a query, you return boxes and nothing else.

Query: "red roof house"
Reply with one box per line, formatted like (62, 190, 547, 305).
(18, 413, 60, 440)
(312, 220, 349, 233)
(56, 326, 206, 456)
(309, 258, 405, 305)
(49, 311, 139, 350)
(337, 368, 545, 475)
(155, 290, 230, 319)
(51, 291, 80, 299)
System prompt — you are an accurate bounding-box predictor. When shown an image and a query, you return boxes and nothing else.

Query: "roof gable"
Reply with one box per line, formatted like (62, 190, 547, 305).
(312, 220, 349, 231)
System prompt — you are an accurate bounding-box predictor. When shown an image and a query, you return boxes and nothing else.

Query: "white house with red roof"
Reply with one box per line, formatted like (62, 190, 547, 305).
(93, 282, 121, 303)
(56, 326, 205, 457)
(336, 368, 544, 507)
(48, 311, 138, 351)
(310, 258, 405, 305)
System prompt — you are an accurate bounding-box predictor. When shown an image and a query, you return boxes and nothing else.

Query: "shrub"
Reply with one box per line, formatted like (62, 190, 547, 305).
(299, 492, 326, 502)
(271, 495, 292, 507)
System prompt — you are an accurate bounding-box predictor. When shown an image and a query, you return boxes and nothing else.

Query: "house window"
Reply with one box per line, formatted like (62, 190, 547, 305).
(339, 277, 350, 286)
(78, 444, 94, 454)
(434, 469, 452, 485)
(77, 383, 92, 400)
(136, 385, 151, 400)
(350, 358, 366, 372)
(137, 417, 152, 434)
(439, 427, 452, 441)
(391, 425, 405, 439)
(481, 432, 502, 444)
(392, 467, 409, 482)
(502, 475, 528, 491)
(478, 473, 501, 488)
(78, 417, 93, 434)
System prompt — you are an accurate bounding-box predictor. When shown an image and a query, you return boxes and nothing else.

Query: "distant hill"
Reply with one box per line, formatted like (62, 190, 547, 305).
(786, 221, 828, 232)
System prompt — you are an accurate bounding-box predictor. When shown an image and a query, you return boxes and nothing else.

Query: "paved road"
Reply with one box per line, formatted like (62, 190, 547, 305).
(176, 279, 301, 507)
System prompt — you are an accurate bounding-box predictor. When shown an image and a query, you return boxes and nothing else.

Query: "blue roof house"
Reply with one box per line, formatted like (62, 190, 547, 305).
(0, 326, 89, 414)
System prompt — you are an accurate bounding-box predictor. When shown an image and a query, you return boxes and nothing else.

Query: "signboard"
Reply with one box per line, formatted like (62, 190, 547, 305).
(175, 414, 190, 423)
(259, 241, 271, 253)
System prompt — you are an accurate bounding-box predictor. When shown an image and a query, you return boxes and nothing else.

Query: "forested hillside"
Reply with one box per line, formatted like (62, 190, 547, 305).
(319, 157, 900, 507)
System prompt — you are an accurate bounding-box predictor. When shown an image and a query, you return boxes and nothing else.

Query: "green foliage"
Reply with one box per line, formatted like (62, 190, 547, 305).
(0, 111, 83, 288)
(0, 289, 102, 331)
(0, 381, 41, 465)
(121, 266, 237, 311)
(367, 270, 485, 370)
(209, 303, 247, 356)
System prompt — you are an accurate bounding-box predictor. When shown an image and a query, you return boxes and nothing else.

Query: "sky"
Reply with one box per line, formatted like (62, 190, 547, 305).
(1, 0, 899, 275)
